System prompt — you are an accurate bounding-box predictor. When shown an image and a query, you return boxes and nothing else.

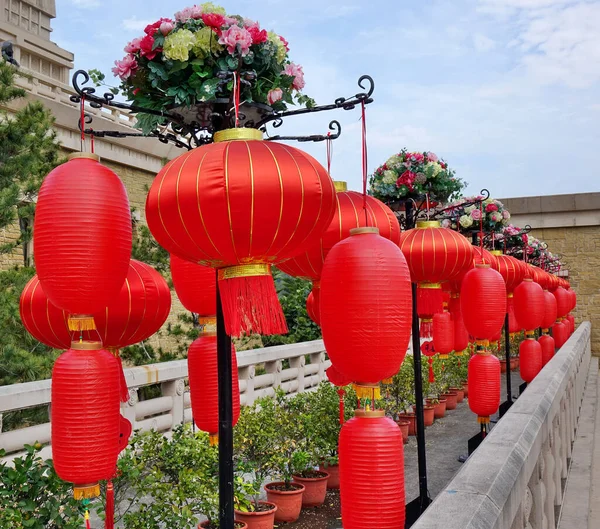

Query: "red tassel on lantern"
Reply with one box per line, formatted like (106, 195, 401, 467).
(520, 337, 542, 383)
(187, 335, 240, 445)
(146, 129, 337, 337)
(538, 334, 555, 366)
(320, 227, 412, 384)
(34, 153, 132, 331)
(51, 341, 121, 498)
(339, 410, 405, 529)
(433, 311, 454, 358)
(421, 340, 437, 383)
(513, 279, 545, 331)
(468, 353, 500, 424)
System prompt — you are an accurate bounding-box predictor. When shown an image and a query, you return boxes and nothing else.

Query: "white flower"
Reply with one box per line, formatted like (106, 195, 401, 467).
(459, 215, 473, 229)
(382, 170, 397, 185)
(464, 205, 476, 214)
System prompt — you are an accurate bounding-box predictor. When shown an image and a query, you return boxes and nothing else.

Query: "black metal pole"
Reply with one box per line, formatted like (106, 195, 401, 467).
(216, 275, 235, 529)
(504, 313, 512, 404)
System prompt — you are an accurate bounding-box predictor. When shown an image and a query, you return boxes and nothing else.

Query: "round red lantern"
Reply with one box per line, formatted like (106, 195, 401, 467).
(34, 153, 132, 330)
(541, 291, 558, 331)
(538, 334, 555, 367)
(306, 290, 319, 325)
(468, 353, 501, 424)
(400, 220, 473, 337)
(326, 364, 352, 387)
(170, 254, 216, 317)
(320, 227, 412, 389)
(520, 338, 542, 383)
(493, 252, 525, 293)
(51, 341, 121, 498)
(146, 129, 336, 337)
(339, 410, 405, 529)
(513, 279, 545, 331)
(433, 311, 454, 357)
(187, 335, 240, 444)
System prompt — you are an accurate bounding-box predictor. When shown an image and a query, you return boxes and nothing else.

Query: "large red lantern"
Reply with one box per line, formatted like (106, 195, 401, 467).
(494, 253, 525, 293)
(187, 335, 240, 444)
(339, 410, 405, 529)
(520, 338, 542, 383)
(538, 334, 555, 367)
(467, 353, 500, 424)
(34, 153, 132, 330)
(513, 279, 545, 331)
(170, 254, 216, 318)
(51, 341, 121, 498)
(541, 291, 558, 331)
(433, 311, 454, 357)
(400, 220, 473, 337)
(453, 310, 470, 353)
(320, 228, 412, 393)
(146, 129, 336, 337)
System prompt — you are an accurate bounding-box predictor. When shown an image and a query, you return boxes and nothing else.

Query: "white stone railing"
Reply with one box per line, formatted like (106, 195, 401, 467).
(0, 340, 329, 463)
(413, 322, 593, 529)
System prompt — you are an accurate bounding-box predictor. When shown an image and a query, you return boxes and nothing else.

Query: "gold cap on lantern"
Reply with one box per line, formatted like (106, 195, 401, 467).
(491, 250, 503, 256)
(416, 220, 441, 229)
(213, 128, 263, 143)
(70, 340, 102, 351)
(218, 263, 271, 280)
(354, 409, 385, 419)
(68, 152, 100, 162)
(334, 181, 348, 192)
(350, 227, 379, 236)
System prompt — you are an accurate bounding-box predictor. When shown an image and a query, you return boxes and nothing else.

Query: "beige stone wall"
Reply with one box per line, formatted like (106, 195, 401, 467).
(0, 221, 24, 269)
(531, 225, 600, 354)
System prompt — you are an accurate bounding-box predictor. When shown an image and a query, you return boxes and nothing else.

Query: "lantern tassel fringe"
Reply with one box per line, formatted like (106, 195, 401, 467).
(218, 275, 288, 337)
(420, 319, 433, 339)
(417, 287, 444, 320)
(353, 385, 381, 400)
(68, 315, 96, 332)
(74, 484, 100, 500)
(209, 434, 219, 447)
(104, 481, 114, 529)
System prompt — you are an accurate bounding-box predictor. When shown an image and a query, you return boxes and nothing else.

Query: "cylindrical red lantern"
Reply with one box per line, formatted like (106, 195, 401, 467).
(339, 410, 405, 529)
(433, 311, 454, 357)
(541, 290, 558, 331)
(400, 220, 473, 337)
(520, 338, 542, 383)
(34, 153, 132, 330)
(553, 320, 569, 349)
(553, 287, 570, 318)
(320, 228, 412, 389)
(187, 335, 240, 444)
(513, 279, 545, 331)
(170, 254, 216, 317)
(51, 341, 121, 498)
(146, 129, 336, 337)
(566, 314, 575, 334)
(538, 334, 555, 366)
(468, 353, 500, 424)
(306, 290, 319, 325)
(453, 310, 470, 353)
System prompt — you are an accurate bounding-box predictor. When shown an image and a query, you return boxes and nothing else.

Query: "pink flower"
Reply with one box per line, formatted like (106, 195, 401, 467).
(426, 152, 438, 162)
(175, 7, 194, 22)
(396, 170, 416, 190)
(112, 55, 138, 80)
(139, 35, 160, 60)
(441, 219, 451, 229)
(202, 13, 226, 29)
(267, 88, 283, 105)
(218, 25, 253, 56)
(190, 5, 203, 18)
(279, 35, 290, 51)
(124, 37, 142, 54)
(223, 16, 239, 26)
(502, 210, 511, 219)
(133, 88, 141, 95)
(471, 209, 482, 221)
(408, 152, 424, 164)
(159, 20, 174, 36)
(283, 62, 305, 90)
(144, 18, 172, 36)
(485, 203, 499, 213)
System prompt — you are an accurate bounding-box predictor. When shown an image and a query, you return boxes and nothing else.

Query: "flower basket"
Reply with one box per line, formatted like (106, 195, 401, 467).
(369, 150, 464, 206)
(439, 196, 509, 232)
(110, 3, 314, 134)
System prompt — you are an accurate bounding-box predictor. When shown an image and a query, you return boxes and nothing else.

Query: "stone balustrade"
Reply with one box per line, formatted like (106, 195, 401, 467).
(0, 340, 330, 463)
(413, 322, 593, 529)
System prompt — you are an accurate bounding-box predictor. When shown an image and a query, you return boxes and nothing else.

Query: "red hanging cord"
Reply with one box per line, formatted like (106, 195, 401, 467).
(479, 201, 484, 253)
(233, 72, 241, 128)
(90, 131, 95, 154)
(361, 100, 369, 225)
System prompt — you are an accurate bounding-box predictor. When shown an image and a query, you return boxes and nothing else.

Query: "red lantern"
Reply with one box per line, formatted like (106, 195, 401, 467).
(553, 320, 568, 349)
(520, 338, 542, 383)
(541, 290, 558, 331)
(278, 183, 400, 280)
(494, 253, 525, 293)
(400, 220, 473, 337)
(34, 153, 132, 330)
(339, 410, 405, 529)
(306, 290, 320, 325)
(538, 335, 555, 366)
(433, 311, 454, 357)
(146, 129, 336, 337)
(468, 353, 500, 424)
(51, 341, 121, 498)
(187, 335, 240, 444)
(170, 254, 216, 317)
(453, 310, 470, 353)
(326, 364, 352, 387)
(566, 314, 575, 334)
(513, 279, 545, 331)
(320, 228, 412, 389)
(553, 287, 570, 318)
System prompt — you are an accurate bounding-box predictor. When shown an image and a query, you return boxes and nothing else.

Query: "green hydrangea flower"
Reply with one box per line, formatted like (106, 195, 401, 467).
(164, 29, 195, 62)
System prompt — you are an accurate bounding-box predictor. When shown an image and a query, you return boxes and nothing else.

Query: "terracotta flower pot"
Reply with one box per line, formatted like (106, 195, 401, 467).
(412, 405, 435, 426)
(398, 412, 416, 435)
(319, 463, 340, 489)
(511, 357, 518, 370)
(441, 392, 458, 410)
(427, 398, 447, 419)
(462, 383, 468, 398)
(500, 360, 507, 373)
(234, 502, 277, 529)
(265, 482, 305, 523)
(292, 471, 329, 507)
(200, 521, 248, 529)
(450, 388, 465, 403)
(396, 419, 410, 444)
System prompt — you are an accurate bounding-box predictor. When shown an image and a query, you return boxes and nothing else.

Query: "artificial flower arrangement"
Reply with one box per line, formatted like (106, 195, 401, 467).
(109, 2, 314, 133)
(439, 196, 510, 232)
(495, 224, 528, 249)
(369, 150, 464, 206)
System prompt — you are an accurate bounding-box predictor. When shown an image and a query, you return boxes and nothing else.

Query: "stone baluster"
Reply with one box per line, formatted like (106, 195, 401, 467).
(239, 365, 256, 406)
(161, 378, 186, 428)
(290, 355, 306, 394)
(528, 461, 546, 529)
(542, 437, 556, 529)
(122, 388, 138, 429)
(266, 359, 282, 390)
(311, 351, 326, 382)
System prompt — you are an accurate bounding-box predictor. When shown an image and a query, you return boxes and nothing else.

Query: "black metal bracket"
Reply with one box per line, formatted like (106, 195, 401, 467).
(431, 188, 490, 220)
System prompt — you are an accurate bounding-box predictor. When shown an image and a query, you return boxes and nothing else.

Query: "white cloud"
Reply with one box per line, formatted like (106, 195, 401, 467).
(122, 17, 153, 32)
(473, 33, 496, 51)
(69, 0, 100, 7)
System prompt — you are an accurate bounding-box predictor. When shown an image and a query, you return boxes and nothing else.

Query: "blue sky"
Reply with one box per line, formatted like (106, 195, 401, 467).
(53, 0, 600, 198)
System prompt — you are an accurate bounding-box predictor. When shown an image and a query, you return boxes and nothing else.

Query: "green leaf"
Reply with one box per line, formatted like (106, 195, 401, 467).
(197, 78, 221, 101)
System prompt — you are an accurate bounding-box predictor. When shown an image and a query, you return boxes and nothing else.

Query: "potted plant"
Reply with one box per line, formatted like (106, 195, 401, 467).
(369, 150, 464, 209)
(382, 358, 415, 438)
(425, 395, 447, 419)
(290, 450, 329, 508)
